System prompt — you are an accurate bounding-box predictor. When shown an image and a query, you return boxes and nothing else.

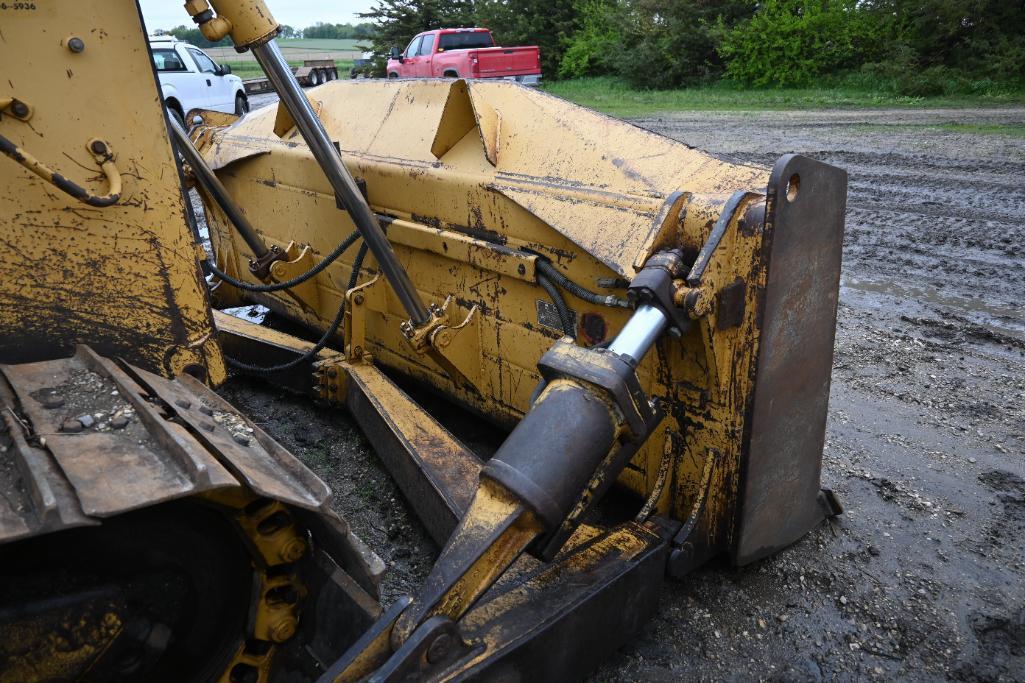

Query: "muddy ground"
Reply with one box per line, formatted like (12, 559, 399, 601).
(217, 105, 1025, 681)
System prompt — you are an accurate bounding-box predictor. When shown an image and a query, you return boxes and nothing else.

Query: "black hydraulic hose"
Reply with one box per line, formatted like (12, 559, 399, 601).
(204, 229, 360, 292)
(537, 273, 576, 338)
(225, 239, 369, 374)
(535, 260, 630, 309)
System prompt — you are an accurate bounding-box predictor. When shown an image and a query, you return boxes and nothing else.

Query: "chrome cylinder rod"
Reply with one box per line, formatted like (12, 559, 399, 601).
(168, 115, 270, 259)
(251, 40, 430, 325)
(607, 304, 668, 366)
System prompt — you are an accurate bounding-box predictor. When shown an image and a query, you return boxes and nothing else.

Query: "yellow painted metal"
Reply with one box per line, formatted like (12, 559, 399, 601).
(199, 78, 774, 550)
(0, 1, 224, 382)
(190, 0, 282, 49)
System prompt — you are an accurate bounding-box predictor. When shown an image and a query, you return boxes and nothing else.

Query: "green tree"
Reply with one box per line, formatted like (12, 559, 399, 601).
(359, 0, 477, 60)
(165, 25, 230, 48)
(887, 0, 1025, 81)
(476, 0, 578, 77)
(558, 0, 622, 79)
(720, 0, 888, 87)
(616, 0, 755, 89)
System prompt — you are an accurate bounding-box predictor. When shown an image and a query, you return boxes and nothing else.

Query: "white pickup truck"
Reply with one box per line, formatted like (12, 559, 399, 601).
(149, 36, 248, 126)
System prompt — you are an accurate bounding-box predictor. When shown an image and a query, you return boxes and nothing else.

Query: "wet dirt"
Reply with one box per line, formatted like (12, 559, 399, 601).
(217, 106, 1025, 681)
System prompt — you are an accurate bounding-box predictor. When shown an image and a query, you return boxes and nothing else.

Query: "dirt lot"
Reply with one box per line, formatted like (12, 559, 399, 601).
(217, 106, 1025, 681)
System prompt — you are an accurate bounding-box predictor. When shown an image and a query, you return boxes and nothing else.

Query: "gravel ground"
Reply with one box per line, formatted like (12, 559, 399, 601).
(217, 104, 1025, 681)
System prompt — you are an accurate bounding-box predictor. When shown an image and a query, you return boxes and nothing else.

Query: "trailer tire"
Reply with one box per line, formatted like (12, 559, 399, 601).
(325, 68, 336, 81)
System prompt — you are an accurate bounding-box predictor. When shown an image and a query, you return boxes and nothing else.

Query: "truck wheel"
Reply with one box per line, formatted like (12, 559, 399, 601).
(309, 69, 321, 86)
(388, 72, 399, 79)
(325, 68, 336, 82)
(167, 102, 185, 129)
(234, 93, 249, 116)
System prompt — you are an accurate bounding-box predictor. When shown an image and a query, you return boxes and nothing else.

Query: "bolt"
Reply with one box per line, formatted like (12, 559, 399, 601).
(426, 633, 454, 664)
(353, 293, 365, 306)
(517, 264, 526, 276)
(327, 367, 337, 378)
(10, 100, 29, 118)
(67, 36, 85, 53)
(278, 537, 306, 563)
(269, 617, 298, 643)
(90, 140, 108, 155)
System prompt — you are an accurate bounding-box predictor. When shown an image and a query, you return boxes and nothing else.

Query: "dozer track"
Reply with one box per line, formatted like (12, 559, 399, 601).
(0, 346, 382, 682)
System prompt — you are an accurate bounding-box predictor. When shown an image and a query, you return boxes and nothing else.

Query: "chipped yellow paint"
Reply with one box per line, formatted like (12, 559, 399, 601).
(0, 1, 224, 382)
(200, 79, 777, 553)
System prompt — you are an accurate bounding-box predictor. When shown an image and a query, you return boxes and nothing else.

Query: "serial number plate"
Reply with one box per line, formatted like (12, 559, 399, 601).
(536, 299, 576, 335)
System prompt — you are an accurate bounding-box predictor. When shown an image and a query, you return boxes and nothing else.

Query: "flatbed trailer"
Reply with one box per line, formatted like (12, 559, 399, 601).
(243, 58, 338, 94)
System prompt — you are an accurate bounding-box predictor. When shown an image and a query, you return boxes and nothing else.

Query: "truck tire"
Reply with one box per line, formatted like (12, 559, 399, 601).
(388, 72, 399, 79)
(234, 92, 249, 116)
(443, 70, 459, 79)
(166, 101, 185, 129)
(325, 68, 336, 81)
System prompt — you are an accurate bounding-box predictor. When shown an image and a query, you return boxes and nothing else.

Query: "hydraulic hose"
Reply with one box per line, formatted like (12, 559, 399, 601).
(225, 239, 369, 373)
(204, 229, 360, 293)
(535, 260, 630, 309)
(251, 40, 431, 326)
(536, 274, 575, 338)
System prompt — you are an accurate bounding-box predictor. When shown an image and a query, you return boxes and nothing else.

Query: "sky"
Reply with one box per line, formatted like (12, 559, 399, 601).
(138, 0, 376, 32)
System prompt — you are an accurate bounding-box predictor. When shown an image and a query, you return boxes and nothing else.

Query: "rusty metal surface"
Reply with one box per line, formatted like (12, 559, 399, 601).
(345, 362, 483, 545)
(0, 346, 361, 549)
(129, 365, 332, 511)
(453, 520, 670, 681)
(0, 1, 223, 381)
(203, 79, 767, 279)
(196, 78, 782, 534)
(734, 154, 847, 564)
(1, 347, 236, 522)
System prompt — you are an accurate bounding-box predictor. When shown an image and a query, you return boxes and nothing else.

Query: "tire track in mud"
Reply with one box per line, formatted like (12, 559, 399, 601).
(212, 105, 1024, 682)
(617, 109, 1025, 681)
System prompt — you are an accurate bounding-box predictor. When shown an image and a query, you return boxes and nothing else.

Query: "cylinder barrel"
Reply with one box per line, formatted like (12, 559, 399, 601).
(481, 379, 618, 530)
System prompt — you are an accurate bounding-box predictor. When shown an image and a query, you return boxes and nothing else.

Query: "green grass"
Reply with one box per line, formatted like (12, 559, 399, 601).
(542, 77, 1025, 116)
(224, 59, 355, 81)
(277, 38, 362, 51)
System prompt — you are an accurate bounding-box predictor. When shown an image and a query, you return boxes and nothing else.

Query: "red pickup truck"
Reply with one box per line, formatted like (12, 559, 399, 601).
(387, 28, 541, 85)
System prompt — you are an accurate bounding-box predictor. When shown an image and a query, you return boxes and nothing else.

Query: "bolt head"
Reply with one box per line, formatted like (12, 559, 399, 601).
(90, 140, 108, 155)
(269, 617, 298, 643)
(10, 101, 29, 118)
(426, 633, 454, 663)
(279, 537, 306, 563)
(68, 37, 85, 53)
(353, 293, 365, 305)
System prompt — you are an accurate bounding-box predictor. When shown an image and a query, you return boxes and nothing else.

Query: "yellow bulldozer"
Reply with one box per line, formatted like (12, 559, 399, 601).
(0, 1, 846, 680)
